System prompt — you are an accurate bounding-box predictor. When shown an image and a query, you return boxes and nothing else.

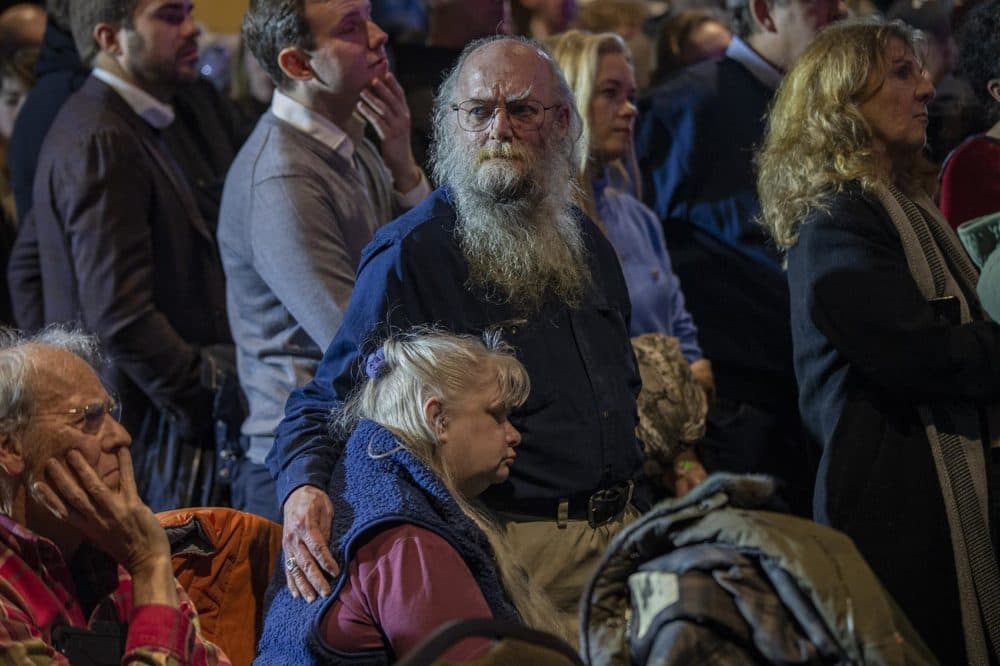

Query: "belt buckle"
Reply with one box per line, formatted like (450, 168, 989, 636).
(586, 480, 634, 528)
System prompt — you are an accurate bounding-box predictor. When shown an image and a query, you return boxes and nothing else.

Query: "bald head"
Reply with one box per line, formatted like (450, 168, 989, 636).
(0, 4, 46, 58)
(458, 39, 557, 106)
(431, 35, 578, 154)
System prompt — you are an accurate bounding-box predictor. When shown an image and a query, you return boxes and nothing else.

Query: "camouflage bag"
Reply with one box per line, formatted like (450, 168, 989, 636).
(630, 333, 708, 487)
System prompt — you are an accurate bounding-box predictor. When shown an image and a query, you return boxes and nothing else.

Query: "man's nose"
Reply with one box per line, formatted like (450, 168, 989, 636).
(488, 106, 514, 140)
(104, 418, 132, 450)
(182, 12, 201, 40)
(368, 19, 387, 50)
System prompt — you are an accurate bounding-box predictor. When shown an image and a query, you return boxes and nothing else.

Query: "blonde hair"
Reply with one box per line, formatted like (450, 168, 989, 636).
(547, 29, 639, 221)
(757, 17, 937, 250)
(336, 328, 564, 637)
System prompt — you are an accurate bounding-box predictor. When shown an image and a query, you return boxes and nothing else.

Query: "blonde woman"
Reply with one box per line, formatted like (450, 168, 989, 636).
(548, 29, 711, 496)
(758, 18, 1000, 662)
(255, 329, 561, 663)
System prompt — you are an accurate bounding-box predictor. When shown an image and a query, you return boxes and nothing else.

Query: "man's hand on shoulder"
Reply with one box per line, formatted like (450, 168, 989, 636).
(282, 485, 340, 603)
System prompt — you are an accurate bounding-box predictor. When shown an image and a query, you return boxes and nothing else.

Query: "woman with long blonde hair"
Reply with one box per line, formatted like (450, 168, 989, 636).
(758, 17, 1000, 662)
(548, 29, 711, 496)
(256, 328, 563, 663)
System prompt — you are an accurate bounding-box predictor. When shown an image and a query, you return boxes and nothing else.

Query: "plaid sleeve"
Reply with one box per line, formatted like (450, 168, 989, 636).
(0, 600, 70, 664)
(120, 579, 231, 666)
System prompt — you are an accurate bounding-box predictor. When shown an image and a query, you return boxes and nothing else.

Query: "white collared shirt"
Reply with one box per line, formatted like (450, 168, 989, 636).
(725, 36, 783, 91)
(92, 68, 175, 129)
(270, 88, 355, 162)
(270, 88, 430, 204)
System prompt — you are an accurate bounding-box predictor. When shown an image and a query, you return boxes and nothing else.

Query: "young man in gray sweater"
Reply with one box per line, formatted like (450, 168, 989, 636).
(217, 0, 430, 521)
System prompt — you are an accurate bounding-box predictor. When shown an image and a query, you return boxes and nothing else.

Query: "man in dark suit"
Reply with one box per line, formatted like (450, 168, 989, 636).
(635, 0, 845, 516)
(18, 0, 231, 511)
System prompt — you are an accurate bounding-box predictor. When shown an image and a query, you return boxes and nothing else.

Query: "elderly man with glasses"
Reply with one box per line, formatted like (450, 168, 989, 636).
(0, 326, 229, 665)
(270, 35, 648, 636)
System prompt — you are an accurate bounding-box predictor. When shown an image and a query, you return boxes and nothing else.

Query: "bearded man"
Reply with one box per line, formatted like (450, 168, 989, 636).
(268, 35, 646, 632)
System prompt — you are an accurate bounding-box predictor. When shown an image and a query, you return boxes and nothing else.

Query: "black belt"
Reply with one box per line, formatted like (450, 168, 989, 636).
(501, 481, 635, 528)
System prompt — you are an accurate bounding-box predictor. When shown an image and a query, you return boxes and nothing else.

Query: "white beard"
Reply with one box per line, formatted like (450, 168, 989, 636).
(436, 134, 590, 312)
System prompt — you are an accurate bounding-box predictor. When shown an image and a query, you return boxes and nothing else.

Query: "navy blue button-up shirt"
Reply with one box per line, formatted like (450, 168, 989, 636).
(269, 187, 645, 515)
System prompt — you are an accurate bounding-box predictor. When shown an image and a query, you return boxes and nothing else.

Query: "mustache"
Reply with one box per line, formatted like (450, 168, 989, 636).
(474, 144, 532, 165)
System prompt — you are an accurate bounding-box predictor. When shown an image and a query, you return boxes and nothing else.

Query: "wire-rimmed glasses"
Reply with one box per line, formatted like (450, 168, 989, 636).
(37, 394, 123, 431)
(451, 98, 558, 132)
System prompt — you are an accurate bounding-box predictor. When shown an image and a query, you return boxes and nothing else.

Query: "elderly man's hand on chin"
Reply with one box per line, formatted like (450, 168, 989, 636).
(282, 484, 340, 603)
(31, 447, 178, 607)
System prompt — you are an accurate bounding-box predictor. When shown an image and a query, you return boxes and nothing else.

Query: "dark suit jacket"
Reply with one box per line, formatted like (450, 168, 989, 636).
(16, 76, 230, 438)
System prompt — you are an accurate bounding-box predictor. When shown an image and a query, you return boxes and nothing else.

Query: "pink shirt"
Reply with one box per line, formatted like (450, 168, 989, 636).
(319, 523, 494, 660)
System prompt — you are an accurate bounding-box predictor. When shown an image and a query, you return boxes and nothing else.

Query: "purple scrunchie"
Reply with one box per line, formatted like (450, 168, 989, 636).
(365, 347, 386, 380)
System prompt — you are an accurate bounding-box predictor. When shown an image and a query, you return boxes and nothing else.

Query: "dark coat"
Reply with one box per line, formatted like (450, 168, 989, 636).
(635, 54, 812, 516)
(17, 76, 231, 507)
(787, 185, 1000, 662)
(6, 21, 89, 221)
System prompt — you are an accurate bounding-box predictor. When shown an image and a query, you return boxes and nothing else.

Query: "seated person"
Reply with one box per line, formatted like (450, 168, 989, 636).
(0, 326, 228, 664)
(256, 329, 561, 663)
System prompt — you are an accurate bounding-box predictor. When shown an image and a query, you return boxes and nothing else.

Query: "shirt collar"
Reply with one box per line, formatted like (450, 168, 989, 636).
(725, 35, 783, 91)
(0, 512, 64, 569)
(91, 68, 176, 129)
(270, 88, 355, 162)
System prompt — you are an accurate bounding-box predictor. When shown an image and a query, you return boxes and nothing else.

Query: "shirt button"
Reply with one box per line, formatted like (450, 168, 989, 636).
(602, 410, 610, 418)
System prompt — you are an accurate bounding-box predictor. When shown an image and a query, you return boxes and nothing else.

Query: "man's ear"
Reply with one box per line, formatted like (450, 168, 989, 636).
(93, 21, 123, 57)
(988, 78, 1000, 105)
(554, 104, 571, 132)
(277, 47, 315, 83)
(423, 397, 448, 444)
(0, 433, 25, 477)
(750, 0, 777, 34)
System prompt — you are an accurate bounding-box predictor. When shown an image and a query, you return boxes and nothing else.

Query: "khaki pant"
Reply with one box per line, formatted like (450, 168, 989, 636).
(499, 506, 639, 642)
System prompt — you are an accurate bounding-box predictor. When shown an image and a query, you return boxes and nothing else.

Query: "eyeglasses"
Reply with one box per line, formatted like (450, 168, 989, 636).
(38, 395, 122, 431)
(451, 99, 558, 132)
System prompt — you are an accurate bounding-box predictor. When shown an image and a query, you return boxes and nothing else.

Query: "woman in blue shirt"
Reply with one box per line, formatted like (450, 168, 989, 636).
(549, 30, 712, 495)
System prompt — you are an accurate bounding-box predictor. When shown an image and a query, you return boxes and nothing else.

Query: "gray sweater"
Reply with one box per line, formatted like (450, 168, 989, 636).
(217, 111, 400, 462)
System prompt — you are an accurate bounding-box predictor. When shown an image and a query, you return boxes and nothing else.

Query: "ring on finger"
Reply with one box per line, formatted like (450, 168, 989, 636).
(285, 556, 299, 573)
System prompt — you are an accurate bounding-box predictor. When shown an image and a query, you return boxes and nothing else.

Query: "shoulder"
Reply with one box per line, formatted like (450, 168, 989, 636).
(790, 185, 899, 269)
(42, 81, 145, 162)
(241, 114, 349, 180)
(603, 188, 660, 227)
(799, 186, 890, 237)
(943, 134, 998, 175)
(640, 76, 706, 121)
(356, 524, 459, 562)
(361, 188, 456, 264)
(52, 77, 131, 132)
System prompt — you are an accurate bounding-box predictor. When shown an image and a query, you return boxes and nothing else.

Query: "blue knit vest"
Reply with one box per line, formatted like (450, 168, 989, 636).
(255, 420, 520, 665)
